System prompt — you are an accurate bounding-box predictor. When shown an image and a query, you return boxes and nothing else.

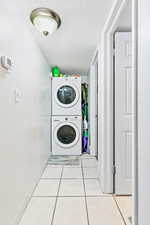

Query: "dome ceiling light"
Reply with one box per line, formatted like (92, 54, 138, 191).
(30, 8, 61, 36)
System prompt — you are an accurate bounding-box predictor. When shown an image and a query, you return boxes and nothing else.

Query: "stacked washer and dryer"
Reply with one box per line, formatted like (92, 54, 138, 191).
(51, 76, 82, 155)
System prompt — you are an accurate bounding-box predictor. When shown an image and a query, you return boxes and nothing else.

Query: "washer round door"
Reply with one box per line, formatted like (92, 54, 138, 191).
(55, 84, 79, 108)
(54, 122, 80, 148)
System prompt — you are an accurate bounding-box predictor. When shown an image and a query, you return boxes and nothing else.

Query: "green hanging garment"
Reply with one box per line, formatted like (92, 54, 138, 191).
(82, 83, 89, 153)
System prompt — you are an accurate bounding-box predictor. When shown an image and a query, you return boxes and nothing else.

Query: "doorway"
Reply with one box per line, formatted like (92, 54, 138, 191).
(98, 0, 137, 224)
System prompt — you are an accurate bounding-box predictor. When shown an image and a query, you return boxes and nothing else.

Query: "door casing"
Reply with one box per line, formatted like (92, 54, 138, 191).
(97, 0, 138, 224)
(88, 51, 98, 157)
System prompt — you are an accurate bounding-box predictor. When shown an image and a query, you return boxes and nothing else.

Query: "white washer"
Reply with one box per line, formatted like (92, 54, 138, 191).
(52, 76, 81, 116)
(52, 116, 81, 155)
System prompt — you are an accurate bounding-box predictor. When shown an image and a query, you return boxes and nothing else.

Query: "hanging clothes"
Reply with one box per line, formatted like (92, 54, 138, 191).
(81, 83, 89, 153)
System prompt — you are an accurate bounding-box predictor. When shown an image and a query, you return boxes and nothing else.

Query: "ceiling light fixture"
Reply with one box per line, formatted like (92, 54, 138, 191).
(30, 8, 61, 36)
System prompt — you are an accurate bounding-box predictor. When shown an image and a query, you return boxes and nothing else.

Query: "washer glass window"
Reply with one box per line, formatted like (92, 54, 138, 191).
(57, 85, 76, 105)
(57, 125, 76, 144)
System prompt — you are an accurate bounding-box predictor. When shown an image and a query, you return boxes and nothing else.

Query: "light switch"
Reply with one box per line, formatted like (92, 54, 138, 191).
(14, 88, 22, 103)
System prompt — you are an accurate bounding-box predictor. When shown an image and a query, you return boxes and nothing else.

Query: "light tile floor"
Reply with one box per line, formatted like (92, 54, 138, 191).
(19, 156, 131, 225)
(115, 196, 132, 225)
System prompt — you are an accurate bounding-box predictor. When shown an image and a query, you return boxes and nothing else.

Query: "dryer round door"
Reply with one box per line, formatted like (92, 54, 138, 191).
(54, 122, 80, 148)
(55, 84, 79, 108)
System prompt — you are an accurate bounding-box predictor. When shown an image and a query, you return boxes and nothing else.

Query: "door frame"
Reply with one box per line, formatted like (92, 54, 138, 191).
(98, 0, 138, 224)
(88, 49, 99, 156)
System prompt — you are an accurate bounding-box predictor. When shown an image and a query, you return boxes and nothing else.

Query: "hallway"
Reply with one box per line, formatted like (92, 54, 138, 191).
(18, 156, 131, 225)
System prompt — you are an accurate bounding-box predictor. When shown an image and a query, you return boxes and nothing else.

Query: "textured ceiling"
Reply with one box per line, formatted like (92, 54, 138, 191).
(3, 0, 114, 74)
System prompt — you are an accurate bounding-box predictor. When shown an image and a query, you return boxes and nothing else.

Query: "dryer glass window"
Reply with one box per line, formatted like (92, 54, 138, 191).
(57, 85, 76, 105)
(57, 125, 76, 144)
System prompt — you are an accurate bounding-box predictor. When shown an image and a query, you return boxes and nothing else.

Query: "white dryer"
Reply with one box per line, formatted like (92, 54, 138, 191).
(52, 76, 81, 116)
(52, 116, 81, 155)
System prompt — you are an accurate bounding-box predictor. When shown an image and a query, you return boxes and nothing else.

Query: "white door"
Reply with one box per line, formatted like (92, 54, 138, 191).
(115, 32, 132, 195)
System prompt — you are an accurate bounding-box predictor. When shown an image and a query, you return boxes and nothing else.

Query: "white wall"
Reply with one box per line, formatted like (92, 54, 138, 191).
(0, 10, 50, 225)
(137, 0, 150, 224)
(115, 0, 132, 31)
(81, 75, 88, 84)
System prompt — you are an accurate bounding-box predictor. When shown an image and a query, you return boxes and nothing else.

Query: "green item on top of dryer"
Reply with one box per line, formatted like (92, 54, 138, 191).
(52, 66, 60, 77)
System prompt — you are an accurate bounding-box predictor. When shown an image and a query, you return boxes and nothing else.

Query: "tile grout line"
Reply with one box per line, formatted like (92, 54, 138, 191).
(41, 177, 98, 180)
(16, 161, 49, 225)
(81, 160, 90, 225)
(32, 195, 112, 198)
(112, 195, 127, 225)
(41, 178, 82, 180)
(50, 166, 64, 225)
